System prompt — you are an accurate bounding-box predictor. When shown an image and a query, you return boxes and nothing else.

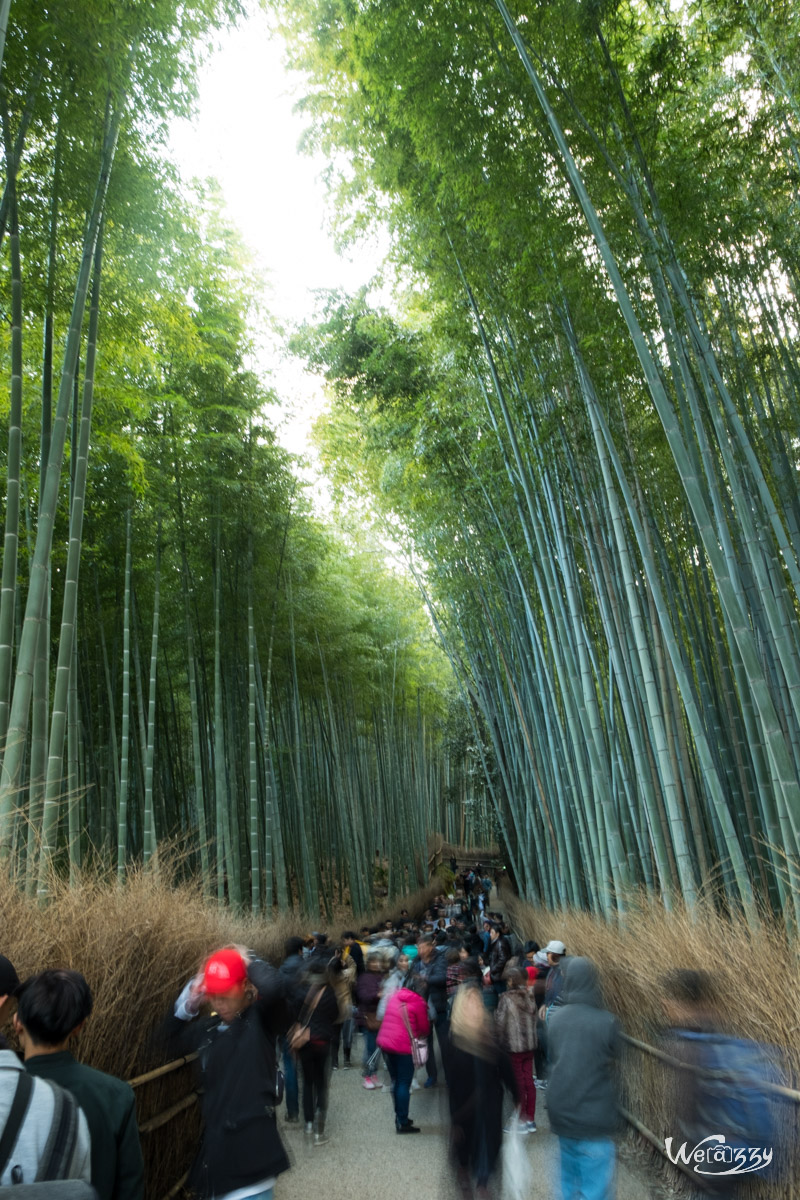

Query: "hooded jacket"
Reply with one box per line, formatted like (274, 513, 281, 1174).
(545, 957, 620, 1140)
(376, 988, 430, 1055)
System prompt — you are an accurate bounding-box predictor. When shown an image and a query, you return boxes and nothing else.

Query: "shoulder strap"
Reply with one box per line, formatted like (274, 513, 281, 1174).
(298, 986, 325, 1029)
(0, 1069, 34, 1177)
(37, 1081, 79, 1181)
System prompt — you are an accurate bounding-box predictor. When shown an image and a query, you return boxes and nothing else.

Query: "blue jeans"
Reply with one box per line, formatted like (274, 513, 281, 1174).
(558, 1137, 616, 1200)
(385, 1051, 415, 1127)
(281, 1036, 298, 1119)
(363, 1027, 378, 1073)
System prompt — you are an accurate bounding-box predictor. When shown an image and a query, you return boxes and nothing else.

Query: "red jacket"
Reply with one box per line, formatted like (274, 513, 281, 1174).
(376, 988, 430, 1054)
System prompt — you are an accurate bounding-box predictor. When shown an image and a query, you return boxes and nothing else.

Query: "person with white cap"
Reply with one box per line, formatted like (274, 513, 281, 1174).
(540, 940, 567, 1020)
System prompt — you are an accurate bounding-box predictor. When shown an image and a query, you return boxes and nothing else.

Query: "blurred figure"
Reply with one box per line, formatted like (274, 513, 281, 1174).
(411, 934, 448, 1087)
(329, 945, 357, 1069)
(495, 967, 538, 1133)
(661, 969, 783, 1195)
(378, 952, 411, 1020)
(448, 963, 517, 1200)
(165, 946, 290, 1200)
(278, 937, 306, 1123)
(295, 958, 339, 1146)
(356, 951, 383, 1088)
(376, 975, 430, 1133)
(546, 957, 619, 1200)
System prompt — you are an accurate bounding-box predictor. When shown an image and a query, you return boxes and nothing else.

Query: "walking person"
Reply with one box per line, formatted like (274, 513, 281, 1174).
(412, 934, 448, 1087)
(329, 946, 356, 1069)
(294, 958, 339, 1146)
(355, 951, 383, 1088)
(16, 969, 144, 1200)
(448, 963, 518, 1200)
(278, 937, 306, 1124)
(546, 957, 620, 1200)
(495, 967, 538, 1132)
(376, 975, 430, 1134)
(164, 946, 291, 1200)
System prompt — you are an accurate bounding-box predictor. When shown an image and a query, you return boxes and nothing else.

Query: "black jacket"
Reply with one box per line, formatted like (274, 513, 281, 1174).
(163, 959, 291, 1198)
(488, 935, 511, 986)
(26, 1051, 143, 1200)
(299, 984, 339, 1043)
(412, 950, 448, 1014)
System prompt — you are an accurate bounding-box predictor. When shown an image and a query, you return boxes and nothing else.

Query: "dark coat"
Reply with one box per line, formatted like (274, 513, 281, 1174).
(447, 1039, 517, 1181)
(300, 984, 339, 1043)
(488, 934, 511, 986)
(163, 959, 291, 1198)
(546, 957, 620, 1140)
(26, 1050, 143, 1200)
(279, 953, 308, 1020)
(355, 970, 382, 1027)
(412, 949, 448, 1014)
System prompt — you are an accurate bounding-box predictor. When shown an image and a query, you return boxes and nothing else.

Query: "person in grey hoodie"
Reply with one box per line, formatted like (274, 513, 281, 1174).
(546, 957, 620, 1200)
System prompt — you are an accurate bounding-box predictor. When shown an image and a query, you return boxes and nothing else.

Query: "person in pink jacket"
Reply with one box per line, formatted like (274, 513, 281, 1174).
(376, 976, 430, 1134)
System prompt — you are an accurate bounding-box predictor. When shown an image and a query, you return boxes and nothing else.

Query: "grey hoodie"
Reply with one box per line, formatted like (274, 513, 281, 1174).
(545, 957, 620, 1140)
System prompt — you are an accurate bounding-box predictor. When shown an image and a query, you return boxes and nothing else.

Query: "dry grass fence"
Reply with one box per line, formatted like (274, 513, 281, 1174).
(0, 863, 440, 1198)
(503, 889, 800, 1197)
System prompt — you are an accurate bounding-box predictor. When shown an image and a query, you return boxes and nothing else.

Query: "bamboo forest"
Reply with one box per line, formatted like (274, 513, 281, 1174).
(1, 0, 799, 927)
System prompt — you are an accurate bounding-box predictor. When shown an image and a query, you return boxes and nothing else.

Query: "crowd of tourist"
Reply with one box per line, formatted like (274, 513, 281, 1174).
(0, 867, 620, 1200)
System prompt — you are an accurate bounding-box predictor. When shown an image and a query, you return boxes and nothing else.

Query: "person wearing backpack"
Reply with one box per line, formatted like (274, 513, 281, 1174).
(661, 969, 782, 1194)
(15, 969, 143, 1200)
(1, 959, 91, 1189)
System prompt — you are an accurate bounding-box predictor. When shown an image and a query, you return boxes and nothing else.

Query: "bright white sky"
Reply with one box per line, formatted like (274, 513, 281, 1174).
(168, 7, 387, 461)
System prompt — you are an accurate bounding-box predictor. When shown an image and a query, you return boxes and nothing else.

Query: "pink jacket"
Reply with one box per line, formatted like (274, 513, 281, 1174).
(376, 987, 430, 1054)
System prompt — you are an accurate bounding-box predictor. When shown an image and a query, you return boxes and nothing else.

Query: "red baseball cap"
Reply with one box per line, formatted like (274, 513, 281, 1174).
(202, 948, 247, 995)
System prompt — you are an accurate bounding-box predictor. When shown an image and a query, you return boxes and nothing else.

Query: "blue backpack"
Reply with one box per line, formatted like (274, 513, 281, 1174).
(675, 1031, 786, 1178)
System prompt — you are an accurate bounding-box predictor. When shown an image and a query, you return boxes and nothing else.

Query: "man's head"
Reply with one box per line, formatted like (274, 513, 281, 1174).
(202, 948, 252, 1025)
(488, 924, 500, 943)
(0, 955, 20, 1026)
(341, 931, 356, 946)
(417, 934, 435, 962)
(285, 936, 304, 960)
(14, 968, 92, 1055)
(544, 939, 566, 966)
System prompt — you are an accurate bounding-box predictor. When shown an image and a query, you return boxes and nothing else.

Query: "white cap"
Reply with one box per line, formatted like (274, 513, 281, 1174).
(544, 939, 566, 956)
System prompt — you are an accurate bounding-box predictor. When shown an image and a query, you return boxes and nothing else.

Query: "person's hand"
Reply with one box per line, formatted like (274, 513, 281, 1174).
(186, 973, 206, 1014)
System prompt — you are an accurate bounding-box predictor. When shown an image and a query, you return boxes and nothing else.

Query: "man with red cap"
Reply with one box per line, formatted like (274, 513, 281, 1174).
(165, 945, 291, 1200)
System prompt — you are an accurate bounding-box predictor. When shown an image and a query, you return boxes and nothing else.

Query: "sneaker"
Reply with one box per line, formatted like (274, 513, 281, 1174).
(314, 1132, 330, 1146)
(396, 1123, 421, 1134)
(535, 1078, 547, 1090)
(304, 1122, 313, 1136)
(526, 1121, 537, 1133)
(424, 1077, 437, 1089)
(341, 1061, 352, 1070)
(410, 1079, 420, 1092)
(363, 1075, 377, 1089)
(284, 1114, 299, 1125)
